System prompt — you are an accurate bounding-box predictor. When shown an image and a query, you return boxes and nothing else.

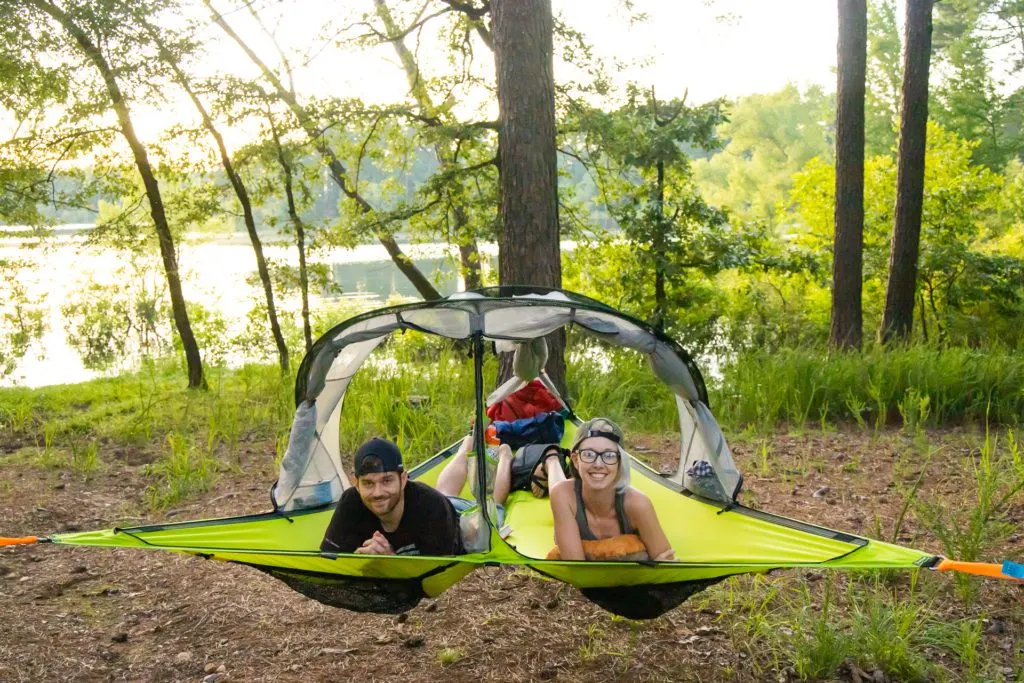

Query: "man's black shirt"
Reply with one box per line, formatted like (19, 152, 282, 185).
(320, 481, 464, 556)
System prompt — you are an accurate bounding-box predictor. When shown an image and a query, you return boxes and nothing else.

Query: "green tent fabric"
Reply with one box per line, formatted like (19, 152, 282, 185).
(49, 430, 935, 618)
(6, 286, 1016, 618)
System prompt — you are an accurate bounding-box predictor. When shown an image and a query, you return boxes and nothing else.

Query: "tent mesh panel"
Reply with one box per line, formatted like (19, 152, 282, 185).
(252, 565, 425, 614)
(580, 577, 729, 620)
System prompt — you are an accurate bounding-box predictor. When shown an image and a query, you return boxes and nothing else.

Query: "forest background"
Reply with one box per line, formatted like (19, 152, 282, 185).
(2, 0, 1022, 385)
(2, 2, 1024, 681)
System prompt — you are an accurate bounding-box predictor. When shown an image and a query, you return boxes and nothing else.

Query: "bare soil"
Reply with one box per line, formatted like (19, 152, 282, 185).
(1, 427, 1021, 682)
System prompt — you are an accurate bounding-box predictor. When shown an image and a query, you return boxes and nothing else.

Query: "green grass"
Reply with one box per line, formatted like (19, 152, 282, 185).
(912, 426, 1024, 602)
(712, 345, 1024, 431)
(143, 433, 219, 509)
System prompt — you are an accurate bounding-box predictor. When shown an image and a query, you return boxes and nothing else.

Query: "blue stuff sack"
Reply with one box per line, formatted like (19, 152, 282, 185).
(493, 411, 565, 449)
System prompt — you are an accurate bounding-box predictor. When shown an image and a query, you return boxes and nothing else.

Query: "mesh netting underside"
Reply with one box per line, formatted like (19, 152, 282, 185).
(580, 577, 730, 620)
(252, 565, 426, 614)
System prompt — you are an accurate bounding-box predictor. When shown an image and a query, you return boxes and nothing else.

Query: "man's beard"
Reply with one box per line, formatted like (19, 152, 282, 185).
(369, 494, 400, 517)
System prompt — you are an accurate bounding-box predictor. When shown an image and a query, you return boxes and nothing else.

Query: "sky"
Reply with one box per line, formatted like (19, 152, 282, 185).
(125, 0, 841, 146)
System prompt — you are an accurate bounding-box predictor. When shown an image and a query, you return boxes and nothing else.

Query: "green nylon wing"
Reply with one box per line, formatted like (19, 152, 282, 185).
(49, 443, 933, 593)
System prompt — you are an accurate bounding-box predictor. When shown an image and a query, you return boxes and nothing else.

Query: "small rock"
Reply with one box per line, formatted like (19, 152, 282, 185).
(19, 576, 30, 582)
(983, 618, 1005, 635)
(111, 632, 128, 643)
(423, 600, 438, 612)
(870, 669, 886, 683)
(71, 565, 87, 574)
(175, 651, 193, 665)
(203, 662, 224, 674)
(374, 635, 393, 645)
(812, 486, 830, 498)
(404, 635, 425, 648)
(202, 675, 229, 683)
(54, 483, 66, 490)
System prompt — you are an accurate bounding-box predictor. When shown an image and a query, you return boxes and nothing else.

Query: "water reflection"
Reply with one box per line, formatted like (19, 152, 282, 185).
(0, 231, 496, 387)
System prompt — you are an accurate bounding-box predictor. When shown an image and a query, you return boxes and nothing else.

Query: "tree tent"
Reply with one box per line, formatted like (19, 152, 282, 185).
(2, 287, 1020, 619)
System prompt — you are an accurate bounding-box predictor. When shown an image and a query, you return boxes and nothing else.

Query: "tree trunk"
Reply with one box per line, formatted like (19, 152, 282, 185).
(282, 152, 313, 355)
(881, 0, 934, 344)
(455, 204, 482, 290)
(653, 159, 667, 332)
(207, 0, 441, 301)
(33, 0, 205, 388)
(831, 0, 867, 351)
(265, 106, 313, 355)
(492, 0, 565, 393)
(153, 39, 289, 372)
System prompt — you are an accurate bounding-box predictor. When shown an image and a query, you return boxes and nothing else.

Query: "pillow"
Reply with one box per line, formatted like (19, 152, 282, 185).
(546, 534, 650, 561)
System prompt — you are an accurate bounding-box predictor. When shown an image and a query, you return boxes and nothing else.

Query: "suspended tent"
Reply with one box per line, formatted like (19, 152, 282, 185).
(2, 287, 1021, 619)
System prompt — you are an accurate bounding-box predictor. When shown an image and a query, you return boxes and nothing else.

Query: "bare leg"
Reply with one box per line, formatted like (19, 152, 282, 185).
(493, 444, 514, 505)
(435, 435, 472, 497)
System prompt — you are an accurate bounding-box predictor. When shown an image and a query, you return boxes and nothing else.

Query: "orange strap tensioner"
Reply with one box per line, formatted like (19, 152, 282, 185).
(0, 536, 39, 547)
(935, 558, 1023, 581)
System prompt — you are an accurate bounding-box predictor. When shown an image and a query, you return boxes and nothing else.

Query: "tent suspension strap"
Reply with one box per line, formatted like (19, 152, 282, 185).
(0, 536, 42, 547)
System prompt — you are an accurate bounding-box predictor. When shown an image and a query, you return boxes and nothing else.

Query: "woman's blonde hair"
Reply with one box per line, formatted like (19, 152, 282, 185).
(571, 417, 631, 491)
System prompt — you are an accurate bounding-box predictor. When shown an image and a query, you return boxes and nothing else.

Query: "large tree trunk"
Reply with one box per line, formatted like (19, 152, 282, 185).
(492, 0, 565, 393)
(153, 38, 289, 373)
(33, 0, 205, 388)
(881, 0, 934, 344)
(206, 0, 441, 301)
(831, 0, 867, 351)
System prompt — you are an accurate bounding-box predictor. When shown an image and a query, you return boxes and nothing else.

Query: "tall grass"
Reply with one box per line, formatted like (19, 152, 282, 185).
(912, 427, 1024, 601)
(143, 433, 218, 509)
(713, 345, 1024, 431)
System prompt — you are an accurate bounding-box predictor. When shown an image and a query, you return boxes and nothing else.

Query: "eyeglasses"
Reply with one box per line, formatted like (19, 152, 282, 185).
(577, 448, 620, 465)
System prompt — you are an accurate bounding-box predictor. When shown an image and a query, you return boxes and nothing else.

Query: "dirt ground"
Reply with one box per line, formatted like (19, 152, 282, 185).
(1, 427, 1021, 682)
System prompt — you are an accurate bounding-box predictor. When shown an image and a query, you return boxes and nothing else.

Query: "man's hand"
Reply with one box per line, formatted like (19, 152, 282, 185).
(354, 531, 394, 555)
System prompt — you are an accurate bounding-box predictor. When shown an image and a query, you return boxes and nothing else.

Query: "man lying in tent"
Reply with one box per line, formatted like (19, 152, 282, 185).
(548, 418, 677, 562)
(320, 438, 465, 556)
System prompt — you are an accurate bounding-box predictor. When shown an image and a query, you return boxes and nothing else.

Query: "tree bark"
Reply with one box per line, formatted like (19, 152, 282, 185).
(653, 159, 667, 332)
(831, 0, 867, 351)
(206, 0, 442, 301)
(492, 0, 565, 393)
(881, 0, 934, 344)
(375, 0, 484, 293)
(151, 35, 289, 373)
(32, 0, 205, 388)
(268, 115, 314, 355)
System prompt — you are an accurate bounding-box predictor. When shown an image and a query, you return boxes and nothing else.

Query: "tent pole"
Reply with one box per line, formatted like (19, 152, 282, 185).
(472, 332, 490, 528)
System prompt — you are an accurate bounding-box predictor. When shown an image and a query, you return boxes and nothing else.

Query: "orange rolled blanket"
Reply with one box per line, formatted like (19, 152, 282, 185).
(546, 534, 650, 561)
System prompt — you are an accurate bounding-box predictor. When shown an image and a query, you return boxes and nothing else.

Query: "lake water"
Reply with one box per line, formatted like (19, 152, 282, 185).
(0, 228, 501, 387)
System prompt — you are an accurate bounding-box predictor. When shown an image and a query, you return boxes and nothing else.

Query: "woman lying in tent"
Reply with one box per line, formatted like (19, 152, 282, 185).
(548, 418, 676, 562)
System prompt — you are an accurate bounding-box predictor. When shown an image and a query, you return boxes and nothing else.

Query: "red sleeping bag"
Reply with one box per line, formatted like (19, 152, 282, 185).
(486, 379, 562, 422)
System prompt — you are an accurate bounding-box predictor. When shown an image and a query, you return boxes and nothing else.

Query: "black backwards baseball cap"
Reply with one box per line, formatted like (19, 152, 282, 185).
(353, 438, 404, 476)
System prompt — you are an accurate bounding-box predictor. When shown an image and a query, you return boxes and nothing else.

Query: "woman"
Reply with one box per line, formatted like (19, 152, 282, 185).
(548, 418, 676, 562)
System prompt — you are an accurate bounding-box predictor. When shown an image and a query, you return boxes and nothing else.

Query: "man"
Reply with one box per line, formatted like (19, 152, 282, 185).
(320, 437, 464, 556)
